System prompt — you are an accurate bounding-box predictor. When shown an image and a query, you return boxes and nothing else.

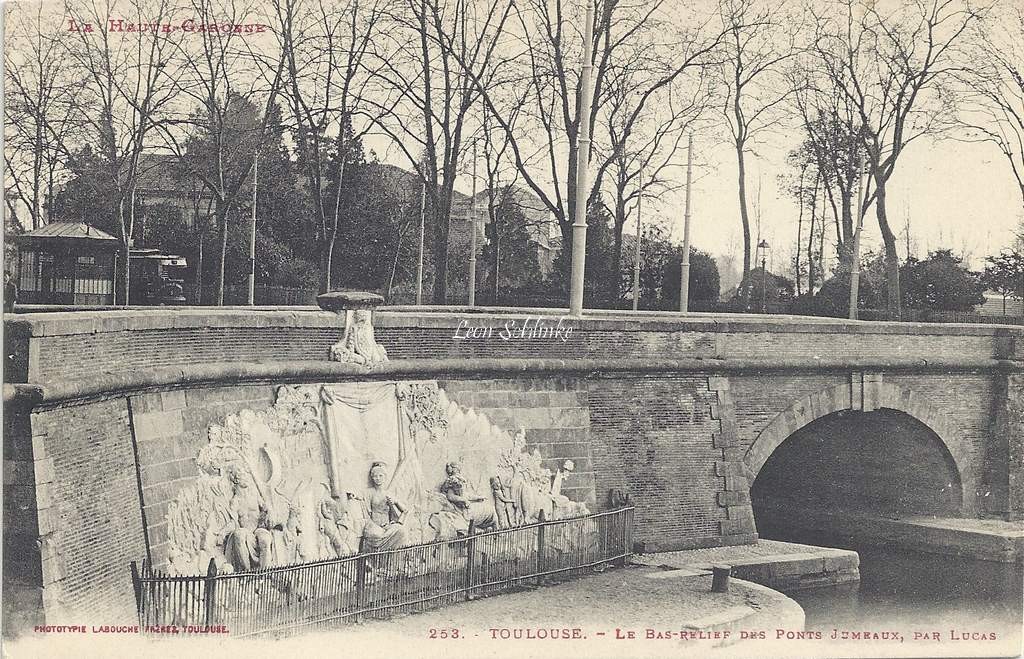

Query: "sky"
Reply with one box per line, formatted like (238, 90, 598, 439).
(372, 123, 1023, 284)
(663, 134, 1024, 274)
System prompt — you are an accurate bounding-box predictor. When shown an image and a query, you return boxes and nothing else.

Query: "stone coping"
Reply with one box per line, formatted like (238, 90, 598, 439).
(4, 355, 1018, 406)
(5, 305, 1024, 338)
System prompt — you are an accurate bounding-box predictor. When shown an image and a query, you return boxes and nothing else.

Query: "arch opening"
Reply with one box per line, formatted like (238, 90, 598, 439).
(751, 408, 964, 541)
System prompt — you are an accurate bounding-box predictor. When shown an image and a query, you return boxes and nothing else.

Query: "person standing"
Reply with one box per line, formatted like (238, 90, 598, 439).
(4, 271, 17, 312)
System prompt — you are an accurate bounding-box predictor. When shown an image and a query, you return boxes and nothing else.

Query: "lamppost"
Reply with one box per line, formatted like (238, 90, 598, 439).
(468, 142, 479, 307)
(631, 168, 642, 311)
(848, 155, 865, 320)
(679, 133, 694, 313)
(568, 0, 595, 316)
(757, 239, 770, 313)
(415, 180, 426, 305)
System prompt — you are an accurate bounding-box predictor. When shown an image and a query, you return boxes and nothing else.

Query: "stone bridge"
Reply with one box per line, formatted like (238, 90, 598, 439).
(3, 307, 1022, 629)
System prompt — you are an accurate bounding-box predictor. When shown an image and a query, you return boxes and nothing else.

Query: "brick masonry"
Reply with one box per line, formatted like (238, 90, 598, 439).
(991, 373, 1024, 521)
(587, 374, 745, 551)
(130, 385, 277, 569)
(21, 399, 146, 626)
(4, 309, 1022, 628)
(3, 401, 44, 635)
(438, 378, 597, 507)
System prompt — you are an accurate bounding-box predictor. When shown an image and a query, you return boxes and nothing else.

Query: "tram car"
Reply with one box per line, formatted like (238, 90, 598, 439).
(129, 248, 189, 305)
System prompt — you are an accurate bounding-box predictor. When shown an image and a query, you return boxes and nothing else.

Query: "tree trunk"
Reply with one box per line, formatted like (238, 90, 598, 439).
(196, 229, 204, 304)
(556, 133, 581, 286)
(323, 132, 348, 294)
(875, 179, 901, 318)
(115, 199, 130, 306)
(613, 192, 626, 297)
(794, 166, 805, 297)
(431, 186, 453, 305)
(736, 143, 752, 305)
(319, 246, 331, 294)
(323, 219, 340, 294)
(118, 244, 130, 307)
(807, 176, 818, 296)
(837, 186, 854, 270)
(215, 205, 228, 306)
(492, 237, 500, 304)
(32, 123, 42, 229)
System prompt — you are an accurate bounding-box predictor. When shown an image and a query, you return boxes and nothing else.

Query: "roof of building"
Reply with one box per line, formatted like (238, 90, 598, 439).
(18, 221, 118, 242)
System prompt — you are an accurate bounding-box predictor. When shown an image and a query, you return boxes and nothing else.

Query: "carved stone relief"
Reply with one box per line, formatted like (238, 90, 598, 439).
(330, 309, 389, 366)
(164, 381, 591, 575)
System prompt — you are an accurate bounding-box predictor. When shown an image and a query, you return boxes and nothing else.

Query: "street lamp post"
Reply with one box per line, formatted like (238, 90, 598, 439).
(468, 142, 478, 307)
(849, 156, 865, 320)
(679, 133, 693, 313)
(247, 153, 257, 305)
(757, 239, 770, 313)
(568, 0, 595, 317)
(415, 180, 426, 305)
(631, 169, 642, 311)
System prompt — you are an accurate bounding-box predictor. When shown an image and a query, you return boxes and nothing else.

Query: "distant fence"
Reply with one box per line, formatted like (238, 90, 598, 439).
(858, 309, 1024, 325)
(131, 507, 634, 638)
(194, 285, 319, 306)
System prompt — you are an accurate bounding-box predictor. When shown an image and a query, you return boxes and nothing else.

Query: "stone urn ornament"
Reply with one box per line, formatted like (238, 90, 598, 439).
(317, 291, 389, 366)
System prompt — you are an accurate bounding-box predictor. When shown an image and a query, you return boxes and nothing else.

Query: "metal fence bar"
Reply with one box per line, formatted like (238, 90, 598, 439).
(132, 507, 633, 638)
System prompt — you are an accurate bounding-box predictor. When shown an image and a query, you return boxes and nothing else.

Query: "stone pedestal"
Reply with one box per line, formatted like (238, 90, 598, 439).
(317, 292, 388, 366)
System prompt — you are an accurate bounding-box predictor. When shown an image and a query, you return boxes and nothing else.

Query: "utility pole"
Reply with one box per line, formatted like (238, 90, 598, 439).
(568, 0, 595, 316)
(416, 180, 426, 305)
(247, 154, 257, 306)
(468, 143, 478, 307)
(680, 133, 693, 313)
(849, 156, 865, 320)
(632, 169, 643, 311)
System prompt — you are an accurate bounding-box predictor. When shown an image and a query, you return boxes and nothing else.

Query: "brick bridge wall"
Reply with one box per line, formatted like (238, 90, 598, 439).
(3, 308, 1022, 629)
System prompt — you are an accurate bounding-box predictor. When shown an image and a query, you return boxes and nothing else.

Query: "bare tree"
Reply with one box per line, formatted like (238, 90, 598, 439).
(163, 0, 285, 305)
(599, 51, 715, 296)
(4, 3, 82, 230)
(790, 70, 864, 268)
(810, 0, 984, 317)
(478, 102, 551, 302)
(273, 0, 389, 293)
(717, 0, 800, 297)
(368, 0, 516, 304)
(456, 0, 727, 290)
(61, 0, 180, 304)
(958, 5, 1024, 206)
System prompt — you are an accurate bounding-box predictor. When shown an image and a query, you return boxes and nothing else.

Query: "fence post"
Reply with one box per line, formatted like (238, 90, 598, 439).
(618, 507, 631, 567)
(129, 560, 143, 626)
(204, 557, 217, 626)
(355, 553, 368, 623)
(536, 510, 547, 586)
(465, 521, 477, 601)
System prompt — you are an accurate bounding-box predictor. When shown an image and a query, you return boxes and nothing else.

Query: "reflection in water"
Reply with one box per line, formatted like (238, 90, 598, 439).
(779, 533, 1023, 651)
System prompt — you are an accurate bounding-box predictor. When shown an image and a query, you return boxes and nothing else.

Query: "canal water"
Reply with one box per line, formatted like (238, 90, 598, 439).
(769, 531, 1023, 652)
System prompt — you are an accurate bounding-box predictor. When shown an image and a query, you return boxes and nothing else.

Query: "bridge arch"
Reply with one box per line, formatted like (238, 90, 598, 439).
(743, 381, 976, 515)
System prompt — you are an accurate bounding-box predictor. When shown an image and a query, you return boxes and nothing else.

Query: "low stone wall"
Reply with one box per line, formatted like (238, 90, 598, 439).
(5, 307, 1020, 385)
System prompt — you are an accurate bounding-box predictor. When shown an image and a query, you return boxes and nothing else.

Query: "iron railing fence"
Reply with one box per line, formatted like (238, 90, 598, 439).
(131, 506, 634, 639)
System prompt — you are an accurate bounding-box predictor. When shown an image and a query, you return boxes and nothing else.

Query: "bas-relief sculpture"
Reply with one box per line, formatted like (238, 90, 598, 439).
(164, 382, 591, 575)
(330, 308, 389, 366)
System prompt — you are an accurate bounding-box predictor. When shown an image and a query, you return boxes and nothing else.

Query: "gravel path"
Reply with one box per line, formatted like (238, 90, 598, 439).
(267, 564, 792, 658)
